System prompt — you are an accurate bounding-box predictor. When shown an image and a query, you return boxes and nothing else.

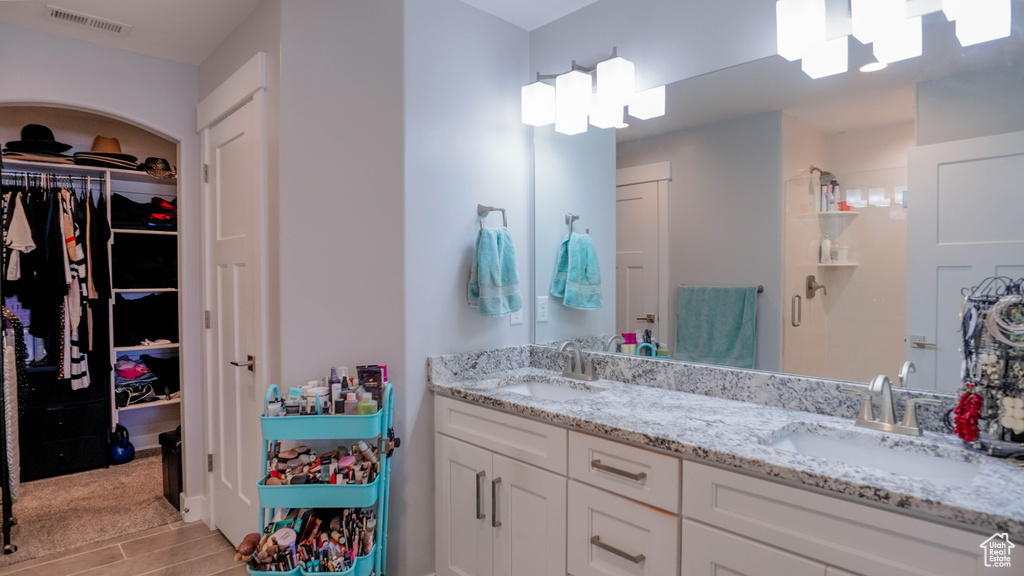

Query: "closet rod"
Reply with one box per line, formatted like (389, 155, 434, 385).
(1, 169, 106, 182)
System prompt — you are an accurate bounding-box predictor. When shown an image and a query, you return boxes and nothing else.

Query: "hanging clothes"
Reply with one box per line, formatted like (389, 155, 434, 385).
(2, 308, 25, 502)
(58, 189, 89, 388)
(4, 192, 35, 281)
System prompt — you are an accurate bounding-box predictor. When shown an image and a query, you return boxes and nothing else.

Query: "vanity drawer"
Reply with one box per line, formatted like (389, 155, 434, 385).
(682, 461, 987, 576)
(569, 431, 680, 513)
(568, 480, 679, 576)
(435, 396, 567, 474)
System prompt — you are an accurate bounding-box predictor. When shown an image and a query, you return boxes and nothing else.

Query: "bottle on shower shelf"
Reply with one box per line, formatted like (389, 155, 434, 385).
(820, 233, 832, 264)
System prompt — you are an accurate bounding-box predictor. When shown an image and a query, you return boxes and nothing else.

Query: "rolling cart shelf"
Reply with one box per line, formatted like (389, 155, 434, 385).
(251, 383, 396, 575)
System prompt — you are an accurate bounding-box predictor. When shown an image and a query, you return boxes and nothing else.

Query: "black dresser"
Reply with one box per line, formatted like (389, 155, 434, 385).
(19, 365, 109, 481)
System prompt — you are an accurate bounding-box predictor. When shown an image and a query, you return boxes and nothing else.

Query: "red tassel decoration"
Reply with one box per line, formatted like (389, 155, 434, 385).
(954, 385, 983, 442)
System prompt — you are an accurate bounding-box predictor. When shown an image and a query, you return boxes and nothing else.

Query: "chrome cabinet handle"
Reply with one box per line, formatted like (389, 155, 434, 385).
(591, 535, 645, 564)
(791, 295, 802, 327)
(475, 471, 486, 519)
(636, 314, 655, 323)
(230, 355, 255, 372)
(591, 459, 647, 481)
(491, 477, 502, 527)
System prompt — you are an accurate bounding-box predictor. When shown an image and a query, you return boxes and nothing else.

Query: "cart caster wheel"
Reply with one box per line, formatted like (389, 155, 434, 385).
(9, 517, 16, 526)
(4, 544, 16, 554)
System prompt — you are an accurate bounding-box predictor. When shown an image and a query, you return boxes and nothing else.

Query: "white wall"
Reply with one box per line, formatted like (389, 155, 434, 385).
(829, 121, 915, 175)
(917, 63, 1024, 146)
(404, 0, 531, 573)
(0, 22, 204, 511)
(617, 112, 784, 371)
(529, 0, 776, 91)
(534, 125, 616, 344)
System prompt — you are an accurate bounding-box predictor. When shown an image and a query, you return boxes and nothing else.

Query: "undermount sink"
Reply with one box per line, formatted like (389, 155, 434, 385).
(764, 425, 982, 487)
(498, 381, 604, 402)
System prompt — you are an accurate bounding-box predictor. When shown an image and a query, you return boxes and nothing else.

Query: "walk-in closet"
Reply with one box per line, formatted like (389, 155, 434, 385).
(0, 106, 187, 562)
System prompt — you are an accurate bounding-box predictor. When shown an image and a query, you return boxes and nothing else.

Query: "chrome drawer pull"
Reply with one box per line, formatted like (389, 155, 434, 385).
(591, 459, 647, 481)
(475, 471, 486, 519)
(591, 535, 645, 564)
(491, 477, 502, 527)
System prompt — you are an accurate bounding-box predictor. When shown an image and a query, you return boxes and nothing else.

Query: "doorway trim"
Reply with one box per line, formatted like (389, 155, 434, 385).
(616, 162, 672, 345)
(194, 52, 269, 527)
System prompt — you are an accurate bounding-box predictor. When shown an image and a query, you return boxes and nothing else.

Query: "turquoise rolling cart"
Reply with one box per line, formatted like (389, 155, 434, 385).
(250, 383, 397, 576)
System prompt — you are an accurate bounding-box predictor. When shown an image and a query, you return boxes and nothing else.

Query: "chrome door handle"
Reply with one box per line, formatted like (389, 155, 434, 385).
(591, 459, 647, 481)
(475, 471, 486, 519)
(911, 335, 937, 349)
(636, 314, 655, 323)
(591, 535, 645, 564)
(792, 295, 802, 327)
(230, 355, 255, 372)
(491, 477, 502, 527)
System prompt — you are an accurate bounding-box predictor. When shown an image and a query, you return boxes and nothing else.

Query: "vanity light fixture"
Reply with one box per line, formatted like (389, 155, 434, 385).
(777, 0, 1011, 78)
(521, 47, 665, 135)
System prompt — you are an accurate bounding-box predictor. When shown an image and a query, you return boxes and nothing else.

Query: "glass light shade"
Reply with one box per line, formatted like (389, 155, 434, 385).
(521, 81, 555, 127)
(597, 56, 635, 107)
(589, 93, 623, 129)
(776, 0, 826, 61)
(555, 70, 592, 135)
(873, 16, 922, 63)
(627, 86, 665, 120)
(851, 0, 902, 44)
(800, 36, 848, 79)
(942, 0, 964, 21)
(955, 0, 1011, 46)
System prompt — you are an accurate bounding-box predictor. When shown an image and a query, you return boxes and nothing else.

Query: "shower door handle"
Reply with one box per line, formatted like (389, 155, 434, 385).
(791, 295, 802, 327)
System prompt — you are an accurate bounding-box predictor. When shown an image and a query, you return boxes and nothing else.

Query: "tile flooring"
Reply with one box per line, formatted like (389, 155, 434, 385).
(0, 520, 242, 576)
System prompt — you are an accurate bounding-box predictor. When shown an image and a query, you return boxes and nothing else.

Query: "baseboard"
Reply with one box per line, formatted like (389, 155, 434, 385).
(180, 494, 207, 523)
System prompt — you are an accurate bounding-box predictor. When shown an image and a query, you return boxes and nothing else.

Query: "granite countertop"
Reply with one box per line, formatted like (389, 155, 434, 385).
(427, 346, 1024, 537)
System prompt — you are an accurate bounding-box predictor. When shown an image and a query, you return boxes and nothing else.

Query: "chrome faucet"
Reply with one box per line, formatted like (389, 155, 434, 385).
(898, 361, 916, 388)
(841, 374, 941, 436)
(603, 334, 624, 353)
(557, 341, 598, 381)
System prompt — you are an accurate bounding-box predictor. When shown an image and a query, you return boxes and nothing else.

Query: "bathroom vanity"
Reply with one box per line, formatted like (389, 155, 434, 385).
(430, 345, 1024, 576)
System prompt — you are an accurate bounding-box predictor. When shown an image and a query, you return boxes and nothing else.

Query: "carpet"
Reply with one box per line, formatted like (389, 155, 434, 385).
(0, 449, 181, 568)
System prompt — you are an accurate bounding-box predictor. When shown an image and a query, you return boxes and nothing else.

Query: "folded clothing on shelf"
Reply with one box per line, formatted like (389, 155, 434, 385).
(114, 353, 180, 407)
(111, 193, 176, 230)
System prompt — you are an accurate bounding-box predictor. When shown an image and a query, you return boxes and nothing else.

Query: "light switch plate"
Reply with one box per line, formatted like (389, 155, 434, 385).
(510, 309, 523, 325)
(537, 296, 549, 322)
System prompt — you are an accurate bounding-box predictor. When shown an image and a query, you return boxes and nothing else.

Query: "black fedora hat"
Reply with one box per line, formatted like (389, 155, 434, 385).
(5, 124, 72, 154)
(138, 157, 176, 179)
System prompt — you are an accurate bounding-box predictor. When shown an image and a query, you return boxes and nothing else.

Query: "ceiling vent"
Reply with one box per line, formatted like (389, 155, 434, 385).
(45, 5, 132, 37)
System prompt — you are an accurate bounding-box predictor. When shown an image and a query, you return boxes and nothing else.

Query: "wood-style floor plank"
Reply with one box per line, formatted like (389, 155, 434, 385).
(0, 545, 123, 576)
(138, 547, 240, 576)
(210, 564, 249, 575)
(72, 533, 231, 576)
(0, 525, 174, 576)
(119, 523, 219, 559)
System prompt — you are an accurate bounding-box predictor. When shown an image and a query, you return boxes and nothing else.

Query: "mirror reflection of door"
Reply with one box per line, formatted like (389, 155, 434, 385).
(616, 181, 660, 342)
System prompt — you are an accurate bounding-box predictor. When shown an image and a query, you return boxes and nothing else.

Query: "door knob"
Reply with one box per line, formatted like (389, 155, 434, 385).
(230, 355, 255, 372)
(636, 314, 655, 323)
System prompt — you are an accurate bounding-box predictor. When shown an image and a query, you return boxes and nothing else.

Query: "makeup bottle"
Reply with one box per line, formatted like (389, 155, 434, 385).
(356, 393, 378, 415)
(344, 393, 359, 415)
(620, 333, 637, 355)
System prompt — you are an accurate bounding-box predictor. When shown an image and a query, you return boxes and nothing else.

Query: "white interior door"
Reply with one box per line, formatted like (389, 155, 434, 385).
(204, 96, 263, 544)
(616, 182, 660, 341)
(907, 130, 1024, 393)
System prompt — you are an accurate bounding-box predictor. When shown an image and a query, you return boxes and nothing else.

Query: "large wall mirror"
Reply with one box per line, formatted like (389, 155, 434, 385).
(534, 11, 1024, 394)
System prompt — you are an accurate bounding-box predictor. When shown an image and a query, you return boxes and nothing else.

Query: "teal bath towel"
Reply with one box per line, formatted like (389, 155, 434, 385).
(675, 285, 757, 368)
(468, 227, 523, 317)
(550, 232, 602, 310)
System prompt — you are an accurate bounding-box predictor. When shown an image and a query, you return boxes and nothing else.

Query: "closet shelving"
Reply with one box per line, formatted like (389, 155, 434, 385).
(3, 157, 182, 453)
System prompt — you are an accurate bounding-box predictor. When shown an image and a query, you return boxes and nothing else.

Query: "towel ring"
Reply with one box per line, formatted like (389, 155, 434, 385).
(478, 204, 507, 229)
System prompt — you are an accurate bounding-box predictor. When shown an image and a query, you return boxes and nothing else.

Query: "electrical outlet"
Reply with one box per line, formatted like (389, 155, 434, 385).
(510, 309, 524, 325)
(537, 296, 549, 322)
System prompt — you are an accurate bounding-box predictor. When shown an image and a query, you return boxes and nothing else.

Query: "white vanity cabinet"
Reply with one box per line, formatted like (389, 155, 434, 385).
(436, 398, 568, 576)
(682, 520, 826, 576)
(681, 462, 992, 576)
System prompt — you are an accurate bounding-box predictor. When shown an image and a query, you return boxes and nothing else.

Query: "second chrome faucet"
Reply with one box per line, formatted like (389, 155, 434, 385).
(841, 375, 941, 436)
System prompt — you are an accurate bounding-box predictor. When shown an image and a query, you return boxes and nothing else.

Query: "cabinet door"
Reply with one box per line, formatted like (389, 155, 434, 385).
(437, 435, 494, 576)
(682, 520, 825, 576)
(493, 454, 567, 576)
(568, 480, 679, 576)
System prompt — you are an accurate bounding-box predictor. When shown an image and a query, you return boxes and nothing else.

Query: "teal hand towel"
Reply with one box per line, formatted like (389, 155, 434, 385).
(563, 233, 602, 310)
(549, 235, 570, 298)
(468, 227, 523, 318)
(675, 285, 757, 368)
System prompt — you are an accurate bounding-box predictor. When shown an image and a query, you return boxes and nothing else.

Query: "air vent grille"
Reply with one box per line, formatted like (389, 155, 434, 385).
(46, 5, 132, 37)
